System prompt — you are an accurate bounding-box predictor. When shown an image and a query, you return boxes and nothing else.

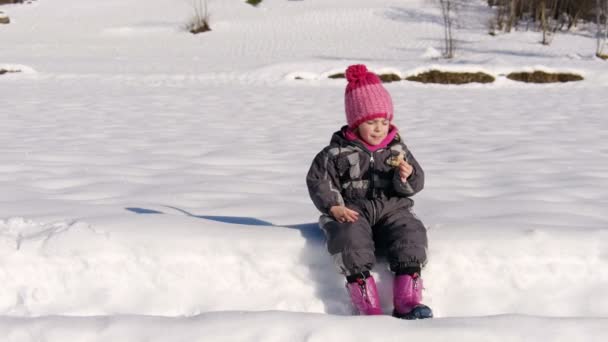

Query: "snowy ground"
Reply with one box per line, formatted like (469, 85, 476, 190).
(1, 0, 607, 341)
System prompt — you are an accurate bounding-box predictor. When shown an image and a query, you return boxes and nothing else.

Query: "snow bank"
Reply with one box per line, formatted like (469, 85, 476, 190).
(1, 214, 607, 318)
(1, 312, 607, 342)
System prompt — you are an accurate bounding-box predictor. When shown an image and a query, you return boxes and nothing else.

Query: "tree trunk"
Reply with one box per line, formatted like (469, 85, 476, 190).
(540, 0, 552, 44)
(506, 0, 517, 32)
(439, 0, 454, 58)
(447, 1, 454, 57)
(598, 0, 608, 56)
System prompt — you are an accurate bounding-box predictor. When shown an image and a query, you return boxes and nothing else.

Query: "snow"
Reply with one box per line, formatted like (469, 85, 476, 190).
(1, 0, 608, 340)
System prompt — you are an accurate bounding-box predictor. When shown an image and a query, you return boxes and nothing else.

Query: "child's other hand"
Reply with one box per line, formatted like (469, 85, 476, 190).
(330, 206, 359, 223)
(398, 161, 414, 181)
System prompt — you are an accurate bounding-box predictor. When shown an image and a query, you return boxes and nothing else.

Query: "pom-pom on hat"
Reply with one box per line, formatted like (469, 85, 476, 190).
(344, 64, 394, 129)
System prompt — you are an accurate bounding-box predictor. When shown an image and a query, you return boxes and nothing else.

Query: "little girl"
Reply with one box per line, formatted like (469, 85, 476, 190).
(306, 64, 432, 319)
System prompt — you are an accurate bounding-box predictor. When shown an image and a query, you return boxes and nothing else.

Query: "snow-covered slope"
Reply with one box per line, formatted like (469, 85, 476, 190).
(1, 0, 607, 341)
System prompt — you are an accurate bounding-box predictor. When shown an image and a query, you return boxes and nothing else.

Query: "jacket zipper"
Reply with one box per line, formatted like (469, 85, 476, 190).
(369, 154, 377, 224)
(369, 154, 375, 199)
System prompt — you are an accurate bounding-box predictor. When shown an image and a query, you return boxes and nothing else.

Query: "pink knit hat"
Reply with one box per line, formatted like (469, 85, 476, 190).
(344, 64, 394, 129)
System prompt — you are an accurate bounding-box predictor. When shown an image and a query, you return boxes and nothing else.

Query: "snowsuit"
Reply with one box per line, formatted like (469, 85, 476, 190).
(306, 127, 427, 276)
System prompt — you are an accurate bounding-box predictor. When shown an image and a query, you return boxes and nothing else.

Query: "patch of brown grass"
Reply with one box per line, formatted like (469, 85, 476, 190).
(406, 70, 495, 84)
(597, 53, 608, 60)
(0, 0, 25, 5)
(506, 71, 583, 83)
(378, 73, 401, 83)
(0, 69, 21, 75)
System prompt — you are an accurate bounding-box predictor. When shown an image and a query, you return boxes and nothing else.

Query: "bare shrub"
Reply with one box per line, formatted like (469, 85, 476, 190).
(185, 0, 211, 34)
(438, 0, 456, 58)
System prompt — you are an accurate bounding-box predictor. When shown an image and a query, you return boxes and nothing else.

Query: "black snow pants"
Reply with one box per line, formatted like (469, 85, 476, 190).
(319, 197, 427, 276)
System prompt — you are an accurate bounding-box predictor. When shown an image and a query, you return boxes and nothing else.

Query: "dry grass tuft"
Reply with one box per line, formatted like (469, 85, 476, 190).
(186, 18, 211, 34)
(185, 0, 211, 34)
(597, 53, 608, 60)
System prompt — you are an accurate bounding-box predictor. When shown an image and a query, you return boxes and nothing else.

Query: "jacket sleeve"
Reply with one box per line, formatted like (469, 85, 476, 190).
(393, 146, 424, 196)
(306, 148, 345, 214)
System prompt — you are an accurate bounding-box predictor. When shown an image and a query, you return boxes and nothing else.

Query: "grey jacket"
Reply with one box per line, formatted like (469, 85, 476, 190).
(306, 126, 424, 215)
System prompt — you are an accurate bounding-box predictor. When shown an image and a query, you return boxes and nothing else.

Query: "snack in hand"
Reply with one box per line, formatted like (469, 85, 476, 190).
(386, 151, 405, 168)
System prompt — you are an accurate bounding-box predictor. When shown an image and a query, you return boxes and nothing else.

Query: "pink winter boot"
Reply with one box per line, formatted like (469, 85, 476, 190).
(346, 274, 383, 315)
(393, 273, 433, 319)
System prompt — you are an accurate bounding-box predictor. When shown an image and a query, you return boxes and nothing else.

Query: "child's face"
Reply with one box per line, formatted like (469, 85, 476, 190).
(357, 118, 390, 146)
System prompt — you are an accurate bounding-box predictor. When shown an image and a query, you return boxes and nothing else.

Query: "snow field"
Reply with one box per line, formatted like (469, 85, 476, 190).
(2, 0, 608, 340)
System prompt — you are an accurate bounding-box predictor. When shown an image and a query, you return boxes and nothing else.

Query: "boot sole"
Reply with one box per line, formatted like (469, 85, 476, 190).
(393, 305, 433, 320)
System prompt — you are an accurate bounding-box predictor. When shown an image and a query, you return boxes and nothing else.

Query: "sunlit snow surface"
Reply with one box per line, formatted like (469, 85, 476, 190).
(1, 0, 607, 341)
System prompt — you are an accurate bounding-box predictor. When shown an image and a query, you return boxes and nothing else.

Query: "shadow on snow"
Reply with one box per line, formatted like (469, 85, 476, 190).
(125, 206, 324, 242)
(124, 206, 353, 314)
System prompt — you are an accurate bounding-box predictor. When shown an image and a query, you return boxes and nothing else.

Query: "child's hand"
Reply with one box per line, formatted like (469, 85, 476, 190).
(398, 161, 414, 181)
(330, 205, 359, 223)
